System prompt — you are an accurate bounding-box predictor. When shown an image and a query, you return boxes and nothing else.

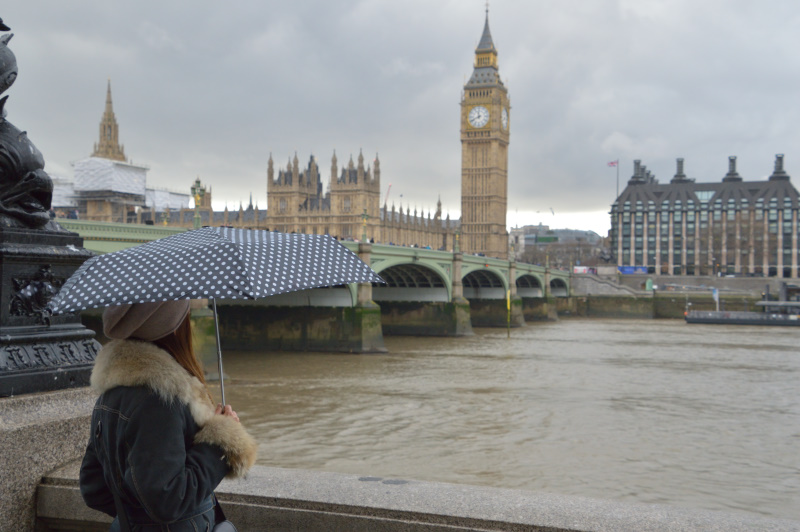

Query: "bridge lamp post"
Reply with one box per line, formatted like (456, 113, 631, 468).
(191, 178, 205, 229)
(361, 208, 368, 242)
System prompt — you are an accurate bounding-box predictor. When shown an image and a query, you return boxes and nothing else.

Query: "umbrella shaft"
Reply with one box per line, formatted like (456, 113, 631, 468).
(212, 298, 226, 406)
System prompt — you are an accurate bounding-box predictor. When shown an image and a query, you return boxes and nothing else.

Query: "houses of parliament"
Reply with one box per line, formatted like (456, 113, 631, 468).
(57, 13, 511, 259)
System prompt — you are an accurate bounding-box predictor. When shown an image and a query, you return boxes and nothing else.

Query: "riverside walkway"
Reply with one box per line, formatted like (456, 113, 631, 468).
(37, 457, 800, 531)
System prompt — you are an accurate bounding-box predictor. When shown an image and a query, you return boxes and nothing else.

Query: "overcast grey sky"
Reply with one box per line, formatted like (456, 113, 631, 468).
(4, 1, 799, 233)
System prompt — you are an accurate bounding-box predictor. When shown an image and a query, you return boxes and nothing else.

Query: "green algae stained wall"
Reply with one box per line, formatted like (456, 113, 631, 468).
(379, 301, 473, 336)
(576, 296, 655, 318)
(468, 298, 525, 328)
(216, 305, 385, 353)
(522, 298, 559, 321)
(564, 294, 760, 319)
(653, 294, 759, 319)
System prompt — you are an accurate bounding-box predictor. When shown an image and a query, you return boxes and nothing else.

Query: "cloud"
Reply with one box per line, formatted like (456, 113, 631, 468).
(3, 0, 800, 238)
(379, 57, 445, 78)
(138, 21, 185, 52)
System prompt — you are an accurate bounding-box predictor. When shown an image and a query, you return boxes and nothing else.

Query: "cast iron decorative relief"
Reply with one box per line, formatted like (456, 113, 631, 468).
(10, 265, 63, 322)
(0, 339, 98, 372)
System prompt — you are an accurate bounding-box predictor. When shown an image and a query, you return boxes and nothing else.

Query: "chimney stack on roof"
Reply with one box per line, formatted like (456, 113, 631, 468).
(671, 157, 689, 183)
(769, 153, 790, 181)
(628, 160, 644, 185)
(723, 156, 743, 182)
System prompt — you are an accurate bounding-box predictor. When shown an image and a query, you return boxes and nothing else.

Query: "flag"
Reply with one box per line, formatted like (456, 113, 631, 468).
(607, 160, 618, 167)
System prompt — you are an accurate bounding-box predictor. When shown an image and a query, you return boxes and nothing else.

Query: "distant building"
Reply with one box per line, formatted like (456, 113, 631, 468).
(510, 224, 605, 267)
(610, 156, 800, 277)
(267, 150, 380, 240)
(266, 151, 456, 247)
(50, 175, 76, 213)
(53, 81, 191, 223)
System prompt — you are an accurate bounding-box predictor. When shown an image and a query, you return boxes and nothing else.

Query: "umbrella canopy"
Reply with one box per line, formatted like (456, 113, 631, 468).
(48, 227, 383, 314)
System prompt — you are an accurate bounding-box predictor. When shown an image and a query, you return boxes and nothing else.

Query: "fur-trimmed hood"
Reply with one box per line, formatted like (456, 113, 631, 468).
(91, 339, 257, 478)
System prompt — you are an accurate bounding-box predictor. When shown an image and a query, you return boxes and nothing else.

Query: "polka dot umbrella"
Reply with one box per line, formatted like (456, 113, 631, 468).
(48, 227, 384, 403)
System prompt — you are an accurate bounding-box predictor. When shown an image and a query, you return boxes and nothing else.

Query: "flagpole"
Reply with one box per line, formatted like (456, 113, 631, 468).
(615, 159, 620, 198)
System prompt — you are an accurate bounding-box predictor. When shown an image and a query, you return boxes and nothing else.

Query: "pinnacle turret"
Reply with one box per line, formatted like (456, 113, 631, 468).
(92, 80, 126, 161)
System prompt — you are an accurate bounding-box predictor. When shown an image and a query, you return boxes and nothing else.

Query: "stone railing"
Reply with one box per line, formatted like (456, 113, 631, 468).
(36, 461, 799, 532)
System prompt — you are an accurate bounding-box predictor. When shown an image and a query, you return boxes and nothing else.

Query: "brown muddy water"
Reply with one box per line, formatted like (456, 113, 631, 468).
(216, 318, 800, 520)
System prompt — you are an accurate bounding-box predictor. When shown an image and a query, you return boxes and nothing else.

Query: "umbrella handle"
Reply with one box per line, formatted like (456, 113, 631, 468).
(211, 298, 225, 406)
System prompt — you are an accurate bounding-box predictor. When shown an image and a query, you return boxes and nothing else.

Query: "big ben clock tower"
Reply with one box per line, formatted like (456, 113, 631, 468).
(460, 10, 510, 259)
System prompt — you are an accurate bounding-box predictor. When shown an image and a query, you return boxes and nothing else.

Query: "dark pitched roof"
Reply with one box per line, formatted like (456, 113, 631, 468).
(477, 14, 495, 51)
(615, 179, 800, 211)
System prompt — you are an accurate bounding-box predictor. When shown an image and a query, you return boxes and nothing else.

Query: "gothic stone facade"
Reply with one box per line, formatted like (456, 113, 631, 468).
(610, 155, 800, 277)
(267, 151, 455, 249)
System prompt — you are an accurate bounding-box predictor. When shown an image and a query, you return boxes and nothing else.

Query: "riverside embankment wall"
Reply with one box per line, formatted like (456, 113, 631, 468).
(552, 293, 759, 320)
(562, 274, 763, 319)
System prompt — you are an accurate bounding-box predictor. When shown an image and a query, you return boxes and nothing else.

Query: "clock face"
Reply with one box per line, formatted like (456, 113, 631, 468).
(468, 106, 490, 128)
(501, 108, 509, 130)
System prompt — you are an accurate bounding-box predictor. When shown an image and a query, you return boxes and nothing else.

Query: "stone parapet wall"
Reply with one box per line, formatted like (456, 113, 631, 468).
(37, 462, 799, 532)
(0, 388, 95, 532)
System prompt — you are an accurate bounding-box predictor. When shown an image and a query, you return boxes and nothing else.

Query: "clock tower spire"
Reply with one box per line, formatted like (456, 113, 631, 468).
(460, 9, 510, 259)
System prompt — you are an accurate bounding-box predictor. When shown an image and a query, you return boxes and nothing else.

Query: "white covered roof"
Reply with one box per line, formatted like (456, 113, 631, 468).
(146, 188, 190, 211)
(73, 157, 147, 196)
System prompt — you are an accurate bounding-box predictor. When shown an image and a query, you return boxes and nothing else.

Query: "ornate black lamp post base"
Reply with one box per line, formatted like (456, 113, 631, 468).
(0, 227, 100, 397)
(0, 20, 101, 397)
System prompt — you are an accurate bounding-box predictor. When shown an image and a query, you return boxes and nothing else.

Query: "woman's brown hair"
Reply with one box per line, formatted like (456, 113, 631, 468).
(153, 314, 206, 385)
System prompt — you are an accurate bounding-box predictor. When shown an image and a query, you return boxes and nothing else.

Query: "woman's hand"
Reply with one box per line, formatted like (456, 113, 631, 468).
(214, 403, 240, 423)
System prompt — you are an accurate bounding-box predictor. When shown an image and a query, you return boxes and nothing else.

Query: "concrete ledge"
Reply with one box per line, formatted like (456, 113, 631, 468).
(0, 388, 95, 532)
(37, 462, 800, 532)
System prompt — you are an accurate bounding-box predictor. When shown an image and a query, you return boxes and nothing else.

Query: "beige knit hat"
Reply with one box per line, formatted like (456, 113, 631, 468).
(102, 300, 191, 341)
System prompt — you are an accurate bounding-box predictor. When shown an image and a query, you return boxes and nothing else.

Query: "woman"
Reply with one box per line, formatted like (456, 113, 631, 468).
(80, 300, 257, 531)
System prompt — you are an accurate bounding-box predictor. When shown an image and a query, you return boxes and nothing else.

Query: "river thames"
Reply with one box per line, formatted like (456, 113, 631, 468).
(219, 318, 799, 521)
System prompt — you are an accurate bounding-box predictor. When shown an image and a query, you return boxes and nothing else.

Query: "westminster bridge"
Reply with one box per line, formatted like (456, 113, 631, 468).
(58, 220, 571, 350)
